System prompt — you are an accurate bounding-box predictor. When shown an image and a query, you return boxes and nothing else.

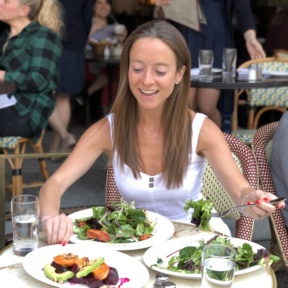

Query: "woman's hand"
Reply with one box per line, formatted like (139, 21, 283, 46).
(240, 190, 285, 220)
(244, 29, 266, 59)
(42, 214, 73, 246)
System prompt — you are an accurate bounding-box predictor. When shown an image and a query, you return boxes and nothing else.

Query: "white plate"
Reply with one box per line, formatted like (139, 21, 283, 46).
(143, 235, 265, 280)
(23, 243, 149, 288)
(268, 71, 288, 77)
(68, 209, 175, 251)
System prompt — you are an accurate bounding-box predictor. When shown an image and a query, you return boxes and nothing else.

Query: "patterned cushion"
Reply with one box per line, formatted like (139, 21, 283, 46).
(250, 62, 288, 107)
(0, 137, 21, 149)
(201, 154, 240, 220)
(232, 129, 255, 144)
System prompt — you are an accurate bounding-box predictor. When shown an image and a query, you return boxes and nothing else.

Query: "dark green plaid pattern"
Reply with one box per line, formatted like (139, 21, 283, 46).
(0, 22, 62, 143)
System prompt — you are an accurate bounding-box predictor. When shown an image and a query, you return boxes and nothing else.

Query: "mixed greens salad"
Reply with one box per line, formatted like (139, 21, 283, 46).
(153, 235, 280, 275)
(73, 199, 156, 243)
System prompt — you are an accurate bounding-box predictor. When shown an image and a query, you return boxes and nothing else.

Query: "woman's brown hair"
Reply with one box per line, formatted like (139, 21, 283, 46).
(110, 20, 192, 188)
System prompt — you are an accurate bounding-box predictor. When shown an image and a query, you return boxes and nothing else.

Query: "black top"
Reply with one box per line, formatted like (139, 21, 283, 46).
(59, 0, 94, 50)
(226, 0, 256, 34)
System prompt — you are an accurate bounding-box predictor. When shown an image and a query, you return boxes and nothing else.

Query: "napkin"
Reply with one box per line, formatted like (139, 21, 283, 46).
(237, 68, 270, 79)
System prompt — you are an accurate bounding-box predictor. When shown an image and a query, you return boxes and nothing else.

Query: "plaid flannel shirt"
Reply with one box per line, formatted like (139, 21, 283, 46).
(0, 22, 62, 143)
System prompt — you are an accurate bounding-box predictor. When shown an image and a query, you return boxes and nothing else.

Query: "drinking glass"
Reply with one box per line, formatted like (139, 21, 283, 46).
(11, 194, 40, 256)
(201, 244, 236, 288)
(222, 48, 237, 78)
(198, 50, 214, 80)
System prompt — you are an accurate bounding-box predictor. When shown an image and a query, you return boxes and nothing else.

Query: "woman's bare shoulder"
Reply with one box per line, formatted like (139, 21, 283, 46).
(78, 117, 112, 151)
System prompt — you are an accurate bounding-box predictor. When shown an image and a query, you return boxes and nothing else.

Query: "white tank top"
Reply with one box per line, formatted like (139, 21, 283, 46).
(106, 113, 206, 221)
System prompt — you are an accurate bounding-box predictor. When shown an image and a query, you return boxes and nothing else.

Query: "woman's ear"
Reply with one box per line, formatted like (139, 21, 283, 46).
(175, 65, 186, 84)
(19, 4, 31, 18)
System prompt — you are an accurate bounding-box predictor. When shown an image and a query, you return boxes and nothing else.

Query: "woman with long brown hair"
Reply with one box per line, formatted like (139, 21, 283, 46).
(39, 20, 283, 245)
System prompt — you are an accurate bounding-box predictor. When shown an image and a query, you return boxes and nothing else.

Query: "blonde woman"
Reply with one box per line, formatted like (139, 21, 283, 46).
(0, 0, 62, 143)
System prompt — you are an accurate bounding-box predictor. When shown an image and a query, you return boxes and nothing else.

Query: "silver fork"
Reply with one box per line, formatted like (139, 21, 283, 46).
(211, 197, 286, 218)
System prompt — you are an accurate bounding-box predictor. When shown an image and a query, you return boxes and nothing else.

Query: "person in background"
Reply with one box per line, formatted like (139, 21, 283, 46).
(48, 0, 94, 153)
(83, 0, 127, 113)
(0, 0, 62, 144)
(269, 112, 288, 228)
(38, 20, 283, 245)
(155, 0, 266, 128)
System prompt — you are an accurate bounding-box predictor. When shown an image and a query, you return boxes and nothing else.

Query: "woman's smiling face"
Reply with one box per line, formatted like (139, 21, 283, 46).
(128, 37, 185, 111)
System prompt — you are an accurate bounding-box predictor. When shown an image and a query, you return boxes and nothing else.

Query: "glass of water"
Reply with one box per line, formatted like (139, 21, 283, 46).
(201, 244, 236, 288)
(11, 194, 39, 256)
(198, 50, 214, 81)
(222, 48, 237, 78)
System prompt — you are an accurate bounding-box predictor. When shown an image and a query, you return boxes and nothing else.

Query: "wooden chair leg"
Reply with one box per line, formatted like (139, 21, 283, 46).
(12, 142, 25, 196)
(33, 142, 49, 181)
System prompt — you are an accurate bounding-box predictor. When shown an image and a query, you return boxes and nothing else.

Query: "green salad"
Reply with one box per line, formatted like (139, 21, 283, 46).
(153, 236, 280, 274)
(73, 199, 156, 243)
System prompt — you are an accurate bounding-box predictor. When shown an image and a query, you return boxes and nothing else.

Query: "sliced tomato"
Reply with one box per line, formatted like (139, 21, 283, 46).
(92, 262, 110, 280)
(86, 229, 110, 242)
(139, 234, 152, 241)
(77, 221, 86, 227)
(53, 253, 78, 267)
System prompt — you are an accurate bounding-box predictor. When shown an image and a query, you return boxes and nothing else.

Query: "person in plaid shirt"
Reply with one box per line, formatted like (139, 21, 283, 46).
(0, 0, 63, 144)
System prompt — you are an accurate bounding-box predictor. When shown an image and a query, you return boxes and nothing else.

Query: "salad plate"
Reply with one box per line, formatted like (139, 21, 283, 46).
(68, 209, 175, 251)
(268, 71, 288, 77)
(23, 243, 149, 288)
(143, 235, 266, 280)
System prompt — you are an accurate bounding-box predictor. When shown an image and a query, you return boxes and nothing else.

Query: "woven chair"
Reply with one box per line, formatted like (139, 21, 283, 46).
(252, 121, 288, 271)
(232, 57, 288, 144)
(105, 132, 257, 241)
(0, 130, 49, 196)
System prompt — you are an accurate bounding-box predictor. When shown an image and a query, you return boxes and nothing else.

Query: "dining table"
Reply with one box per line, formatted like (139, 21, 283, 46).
(0, 222, 277, 288)
(190, 72, 288, 133)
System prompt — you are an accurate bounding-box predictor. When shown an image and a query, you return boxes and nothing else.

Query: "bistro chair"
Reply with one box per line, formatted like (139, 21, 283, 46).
(105, 133, 257, 241)
(252, 121, 288, 271)
(274, 49, 288, 60)
(232, 57, 288, 145)
(0, 130, 49, 196)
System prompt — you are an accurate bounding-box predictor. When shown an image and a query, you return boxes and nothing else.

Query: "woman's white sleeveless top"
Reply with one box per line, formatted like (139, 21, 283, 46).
(106, 113, 206, 222)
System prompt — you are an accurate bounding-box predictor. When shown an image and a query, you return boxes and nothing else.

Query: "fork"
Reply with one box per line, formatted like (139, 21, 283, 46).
(211, 197, 286, 218)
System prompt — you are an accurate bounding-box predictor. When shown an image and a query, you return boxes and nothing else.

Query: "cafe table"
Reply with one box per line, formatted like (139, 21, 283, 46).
(190, 73, 288, 133)
(0, 222, 277, 288)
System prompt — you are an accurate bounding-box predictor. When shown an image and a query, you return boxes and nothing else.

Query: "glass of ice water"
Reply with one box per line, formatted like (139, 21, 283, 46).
(11, 194, 39, 256)
(198, 50, 214, 81)
(201, 244, 236, 288)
